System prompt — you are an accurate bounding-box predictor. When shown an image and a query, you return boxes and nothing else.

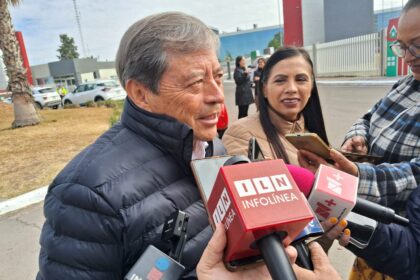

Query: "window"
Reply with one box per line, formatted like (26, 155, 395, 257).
(38, 88, 55, 94)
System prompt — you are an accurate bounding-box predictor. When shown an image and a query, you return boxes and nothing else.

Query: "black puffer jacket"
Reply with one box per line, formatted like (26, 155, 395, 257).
(37, 98, 225, 280)
(234, 67, 254, 106)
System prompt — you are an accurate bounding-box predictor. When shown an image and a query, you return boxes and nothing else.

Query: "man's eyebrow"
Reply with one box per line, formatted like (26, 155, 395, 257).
(184, 71, 204, 80)
(214, 66, 223, 73)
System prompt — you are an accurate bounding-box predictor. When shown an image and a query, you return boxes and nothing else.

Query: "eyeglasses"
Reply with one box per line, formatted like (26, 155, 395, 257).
(390, 42, 420, 59)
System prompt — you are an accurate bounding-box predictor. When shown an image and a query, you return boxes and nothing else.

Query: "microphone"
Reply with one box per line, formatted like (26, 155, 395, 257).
(306, 164, 409, 226)
(352, 198, 409, 226)
(291, 216, 324, 270)
(207, 157, 314, 279)
(124, 210, 188, 280)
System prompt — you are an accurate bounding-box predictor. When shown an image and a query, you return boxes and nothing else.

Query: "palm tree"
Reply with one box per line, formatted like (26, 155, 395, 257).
(0, 0, 39, 128)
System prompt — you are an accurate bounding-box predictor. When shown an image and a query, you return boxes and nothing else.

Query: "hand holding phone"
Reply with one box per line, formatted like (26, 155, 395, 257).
(286, 133, 381, 164)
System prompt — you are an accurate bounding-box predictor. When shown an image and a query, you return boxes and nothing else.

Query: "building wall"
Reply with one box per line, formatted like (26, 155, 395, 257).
(31, 64, 53, 86)
(324, 0, 374, 42)
(49, 59, 76, 77)
(302, 0, 325, 45)
(80, 72, 95, 83)
(219, 26, 282, 61)
(74, 58, 101, 73)
(99, 68, 118, 80)
(31, 64, 50, 80)
(375, 9, 400, 31)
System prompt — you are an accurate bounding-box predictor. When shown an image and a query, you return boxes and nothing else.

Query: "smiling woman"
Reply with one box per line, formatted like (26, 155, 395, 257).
(222, 47, 328, 166)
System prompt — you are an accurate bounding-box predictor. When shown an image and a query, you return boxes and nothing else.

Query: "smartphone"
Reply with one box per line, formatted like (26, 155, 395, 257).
(285, 133, 382, 164)
(341, 151, 382, 164)
(190, 155, 264, 270)
(285, 133, 331, 159)
(248, 137, 265, 161)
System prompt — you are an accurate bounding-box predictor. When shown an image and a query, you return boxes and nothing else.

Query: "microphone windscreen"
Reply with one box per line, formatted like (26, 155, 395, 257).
(286, 164, 315, 197)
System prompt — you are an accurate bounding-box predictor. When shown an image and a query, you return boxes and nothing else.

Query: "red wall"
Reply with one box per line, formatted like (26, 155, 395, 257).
(283, 0, 303, 46)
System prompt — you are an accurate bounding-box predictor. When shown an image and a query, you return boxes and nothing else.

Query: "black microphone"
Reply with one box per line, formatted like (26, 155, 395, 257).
(124, 210, 188, 280)
(353, 198, 409, 226)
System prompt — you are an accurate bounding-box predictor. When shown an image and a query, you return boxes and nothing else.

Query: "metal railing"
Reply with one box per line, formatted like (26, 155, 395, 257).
(305, 31, 385, 77)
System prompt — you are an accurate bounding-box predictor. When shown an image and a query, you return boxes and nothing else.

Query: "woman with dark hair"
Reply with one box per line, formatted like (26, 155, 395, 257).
(223, 47, 328, 166)
(234, 56, 254, 119)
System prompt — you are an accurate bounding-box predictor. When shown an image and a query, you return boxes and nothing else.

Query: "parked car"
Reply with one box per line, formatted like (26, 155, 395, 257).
(63, 80, 126, 105)
(32, 86, 62, 109)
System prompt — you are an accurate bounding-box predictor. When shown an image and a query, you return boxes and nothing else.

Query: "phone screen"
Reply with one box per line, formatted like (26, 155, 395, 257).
(191, 156, 232, 203)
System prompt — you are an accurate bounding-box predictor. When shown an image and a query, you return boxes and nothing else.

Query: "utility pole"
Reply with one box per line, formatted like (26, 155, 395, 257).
(72, 0, 87, 57)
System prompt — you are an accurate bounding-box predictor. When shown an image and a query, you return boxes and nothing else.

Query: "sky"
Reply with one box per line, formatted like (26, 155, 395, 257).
(8, 0, 408, 66)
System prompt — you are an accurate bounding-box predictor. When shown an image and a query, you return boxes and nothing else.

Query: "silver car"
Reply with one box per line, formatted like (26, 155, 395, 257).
(32, 87, 62, 109)
(63, 80, 126, 105)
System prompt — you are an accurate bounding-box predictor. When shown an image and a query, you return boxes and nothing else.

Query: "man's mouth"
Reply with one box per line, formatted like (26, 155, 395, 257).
(198, 113, 219, 125)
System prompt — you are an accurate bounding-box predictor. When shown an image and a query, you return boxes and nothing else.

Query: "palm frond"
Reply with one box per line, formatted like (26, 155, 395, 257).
(7, 0, 22, 7)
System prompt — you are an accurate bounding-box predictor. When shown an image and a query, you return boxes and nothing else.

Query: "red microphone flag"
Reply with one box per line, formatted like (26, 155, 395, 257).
(207, 159, 314, 263)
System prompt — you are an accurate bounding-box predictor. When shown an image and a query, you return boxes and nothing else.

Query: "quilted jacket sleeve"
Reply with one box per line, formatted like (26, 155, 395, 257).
(37, 183, 125, 280)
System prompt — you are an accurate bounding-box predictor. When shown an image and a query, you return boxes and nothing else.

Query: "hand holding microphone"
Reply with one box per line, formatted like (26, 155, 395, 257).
(197, 223, 272, 280)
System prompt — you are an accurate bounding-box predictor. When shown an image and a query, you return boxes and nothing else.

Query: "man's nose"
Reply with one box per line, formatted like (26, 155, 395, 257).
(206, 80, 224, 104)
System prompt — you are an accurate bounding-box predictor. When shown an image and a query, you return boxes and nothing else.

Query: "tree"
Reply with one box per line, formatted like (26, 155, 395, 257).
(268, 32, 284, 50)
(0, 0, 39, 128)
(57, 34, 79, 60)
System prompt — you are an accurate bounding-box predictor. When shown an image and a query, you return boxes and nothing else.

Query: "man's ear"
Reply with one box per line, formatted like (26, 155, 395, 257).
(125, 79, 153, 111)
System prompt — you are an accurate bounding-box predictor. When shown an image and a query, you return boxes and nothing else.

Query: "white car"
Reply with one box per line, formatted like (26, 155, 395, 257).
(63, 80, 126, 105)
(32, 87, 62, 109)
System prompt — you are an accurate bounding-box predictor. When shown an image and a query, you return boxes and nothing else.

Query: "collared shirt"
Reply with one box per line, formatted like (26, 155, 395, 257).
(343, 75, 420, 215)
(192, 141, 209, 160)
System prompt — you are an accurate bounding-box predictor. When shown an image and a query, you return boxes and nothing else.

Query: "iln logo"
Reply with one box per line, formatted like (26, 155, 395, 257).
(234, 174, 293, 197)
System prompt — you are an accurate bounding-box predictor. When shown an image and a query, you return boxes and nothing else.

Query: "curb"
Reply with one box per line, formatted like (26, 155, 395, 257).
(0, 186, 48, 216)
(316, 80, 398, 86)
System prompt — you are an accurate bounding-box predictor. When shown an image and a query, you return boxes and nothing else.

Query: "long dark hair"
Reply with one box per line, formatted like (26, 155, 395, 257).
(258, 47, 329, 163)
(235, 56, 244, 68)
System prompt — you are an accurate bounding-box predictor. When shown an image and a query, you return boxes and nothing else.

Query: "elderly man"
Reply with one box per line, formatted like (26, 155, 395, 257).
(37, 12, 225, 279)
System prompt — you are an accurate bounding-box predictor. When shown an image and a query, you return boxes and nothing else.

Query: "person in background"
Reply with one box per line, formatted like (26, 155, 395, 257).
(253, 57, 266, 109)
(298, 0, 420, 277)
(234, 56, 254, 119)
(223, 47, 329, 166)
(37, 12, 226, 279)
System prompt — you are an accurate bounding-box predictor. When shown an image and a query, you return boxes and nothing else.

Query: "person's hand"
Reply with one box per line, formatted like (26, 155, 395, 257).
(196, 223, 271, 280)
(341, 136, 368, 154)
(329, 149, 358, 176)
(292, 242, 342, 279)
(297, 150, 329, 173)
(254, 76, 260, 81)
(321, 217, 351, 247)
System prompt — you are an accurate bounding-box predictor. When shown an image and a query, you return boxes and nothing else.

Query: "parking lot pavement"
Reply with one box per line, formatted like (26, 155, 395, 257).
(0, 203, 43, 280)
